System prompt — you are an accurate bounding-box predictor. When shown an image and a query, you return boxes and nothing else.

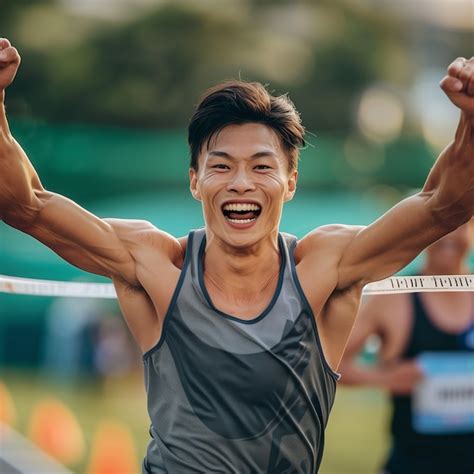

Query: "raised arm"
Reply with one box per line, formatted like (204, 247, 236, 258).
(337, 57, 474, 289)
(0, 39, 168, 286)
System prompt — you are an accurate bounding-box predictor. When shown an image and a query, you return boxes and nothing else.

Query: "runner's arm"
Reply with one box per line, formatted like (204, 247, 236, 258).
(337, 57, 474, 289)
(0, 39, 168, 285)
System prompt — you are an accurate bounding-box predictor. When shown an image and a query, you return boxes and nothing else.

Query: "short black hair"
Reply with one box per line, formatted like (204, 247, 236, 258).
(188, 80, 305, 171)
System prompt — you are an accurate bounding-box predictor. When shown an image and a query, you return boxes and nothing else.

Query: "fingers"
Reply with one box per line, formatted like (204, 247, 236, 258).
(440, 75, 464, 93)
(467, 64, 474, 96)
(0, 38, 11, 51)
(0, 39, 21, 91)
(0, 39, 19, 67)
(447, 57, 467, 77)
(447, 56, 474, 96)
(0, 46, 20, 66)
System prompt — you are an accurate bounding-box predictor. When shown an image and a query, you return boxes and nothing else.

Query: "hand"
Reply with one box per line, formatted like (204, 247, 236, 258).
(440, 57, 474, 115)
(380, 360, 424, 395)
(0, 38, 21, 92)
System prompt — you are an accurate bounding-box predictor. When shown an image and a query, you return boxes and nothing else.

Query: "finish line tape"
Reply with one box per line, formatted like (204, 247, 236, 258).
(0, 274, 473, 299)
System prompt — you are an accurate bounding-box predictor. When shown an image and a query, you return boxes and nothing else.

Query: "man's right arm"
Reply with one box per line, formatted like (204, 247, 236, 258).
(0, 39, 167, 286)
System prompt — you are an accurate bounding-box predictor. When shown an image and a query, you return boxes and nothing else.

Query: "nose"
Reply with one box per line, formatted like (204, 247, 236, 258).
(226, 169, 256, 194)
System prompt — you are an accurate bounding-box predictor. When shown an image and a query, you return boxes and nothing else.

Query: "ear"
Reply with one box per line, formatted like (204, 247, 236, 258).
(189, 168, 201, 201)
(284, 170, 298, 202)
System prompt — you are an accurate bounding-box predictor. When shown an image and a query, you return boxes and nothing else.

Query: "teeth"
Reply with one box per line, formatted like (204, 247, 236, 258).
(227, 217, 256, 224)
(222, 203, 261, 212)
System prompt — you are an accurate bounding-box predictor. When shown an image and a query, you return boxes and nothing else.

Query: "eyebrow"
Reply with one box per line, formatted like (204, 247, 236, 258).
(208, 150, 278, 160)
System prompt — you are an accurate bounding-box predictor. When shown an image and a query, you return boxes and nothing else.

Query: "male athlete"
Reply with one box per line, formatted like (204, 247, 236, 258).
(0, 37, 473, 473)
(339, 222, 474, 474)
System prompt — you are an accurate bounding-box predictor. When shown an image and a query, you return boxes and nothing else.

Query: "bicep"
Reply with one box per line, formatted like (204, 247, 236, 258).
(11, 190, 137, 282)
(338, 193, 451, 288)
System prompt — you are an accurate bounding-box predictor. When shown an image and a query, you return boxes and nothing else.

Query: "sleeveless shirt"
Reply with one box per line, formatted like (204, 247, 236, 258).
(389, 292, 474, 472)
(142, 229, 339, 474)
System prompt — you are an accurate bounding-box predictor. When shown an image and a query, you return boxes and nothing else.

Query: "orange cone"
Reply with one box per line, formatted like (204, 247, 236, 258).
(0, 380, 16, 426)
(27, 397, 85, 466)
(86, 420, 139, 474)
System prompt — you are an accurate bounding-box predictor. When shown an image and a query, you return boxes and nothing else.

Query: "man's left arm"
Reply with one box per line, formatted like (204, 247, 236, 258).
(337, 57, 474, 289)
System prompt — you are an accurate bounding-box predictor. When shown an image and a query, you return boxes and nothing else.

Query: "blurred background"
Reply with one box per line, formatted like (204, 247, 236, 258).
(0, 0, 472, 472)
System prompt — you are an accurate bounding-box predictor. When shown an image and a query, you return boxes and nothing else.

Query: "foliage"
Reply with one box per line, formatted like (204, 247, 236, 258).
(2, 0, 410, 132)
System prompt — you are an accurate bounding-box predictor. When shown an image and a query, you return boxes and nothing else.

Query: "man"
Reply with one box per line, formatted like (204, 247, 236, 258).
(0, 37, 473, 473)
(339, 222, 474, 474)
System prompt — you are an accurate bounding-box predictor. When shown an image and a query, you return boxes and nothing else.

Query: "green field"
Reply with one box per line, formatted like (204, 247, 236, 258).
(322, 387, 390, 474)
(1, 370, 390, 474)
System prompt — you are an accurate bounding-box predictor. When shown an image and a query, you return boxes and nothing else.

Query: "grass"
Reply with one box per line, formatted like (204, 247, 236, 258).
(1, 369, 390, 474)
(321, 388, 390, 473)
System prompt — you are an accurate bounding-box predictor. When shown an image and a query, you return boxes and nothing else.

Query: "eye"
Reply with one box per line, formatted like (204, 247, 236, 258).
(212, 164, 230, 170)
(254, 164, 272, 171)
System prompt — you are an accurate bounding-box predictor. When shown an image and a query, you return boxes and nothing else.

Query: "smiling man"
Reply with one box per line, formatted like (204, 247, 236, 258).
(0, 38, 473, 473)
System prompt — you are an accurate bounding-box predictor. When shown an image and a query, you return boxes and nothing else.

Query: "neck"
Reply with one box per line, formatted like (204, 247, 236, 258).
(203, 231, 281, 296)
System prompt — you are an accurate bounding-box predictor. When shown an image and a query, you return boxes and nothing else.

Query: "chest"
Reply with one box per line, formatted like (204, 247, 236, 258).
(205, 284, 276, 320)
(418, 293, 473, 334)
(158, 303, 318, 439)
(382, 293, 474, 360)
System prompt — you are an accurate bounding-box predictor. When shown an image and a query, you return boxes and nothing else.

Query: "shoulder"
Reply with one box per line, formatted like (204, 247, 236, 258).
(294, 224, 365, 263)
(299, 224, 365, 248)
(104, 218, 185, 265)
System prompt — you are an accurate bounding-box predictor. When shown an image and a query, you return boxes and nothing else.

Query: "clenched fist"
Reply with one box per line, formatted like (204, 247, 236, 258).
(440, 57, 474, 115)
(0, 38, 21, 92)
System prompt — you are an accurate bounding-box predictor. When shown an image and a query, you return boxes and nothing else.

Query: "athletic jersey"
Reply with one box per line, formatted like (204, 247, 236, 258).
(388, 292, 474, 474)
(142, 228, 339, 474)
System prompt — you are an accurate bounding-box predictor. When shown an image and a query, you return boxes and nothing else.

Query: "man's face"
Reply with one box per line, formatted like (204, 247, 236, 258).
(189, 123, 297, 248)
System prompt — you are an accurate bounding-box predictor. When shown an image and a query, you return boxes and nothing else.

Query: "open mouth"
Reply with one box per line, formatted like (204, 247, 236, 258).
(222, 202, 262, 225)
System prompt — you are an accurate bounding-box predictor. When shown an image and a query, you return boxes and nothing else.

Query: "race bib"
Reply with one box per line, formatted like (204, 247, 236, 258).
(413, 352, 474, 434)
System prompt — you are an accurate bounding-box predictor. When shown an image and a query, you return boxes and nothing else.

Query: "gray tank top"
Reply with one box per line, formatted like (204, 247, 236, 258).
(142, 229, 339, 474)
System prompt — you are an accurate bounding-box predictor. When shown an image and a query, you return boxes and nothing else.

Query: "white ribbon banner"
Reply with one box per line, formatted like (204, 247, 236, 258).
(0, 274, 473, 299)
